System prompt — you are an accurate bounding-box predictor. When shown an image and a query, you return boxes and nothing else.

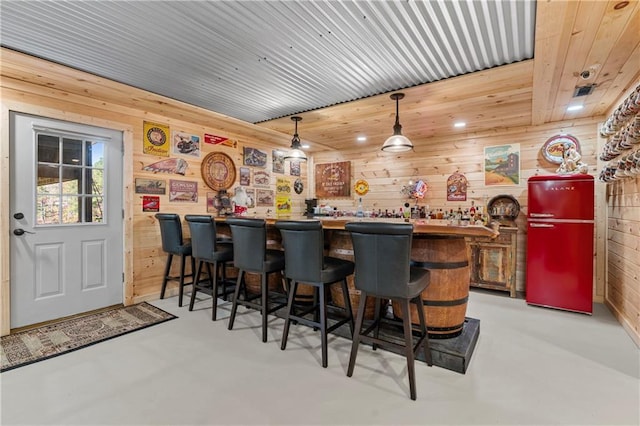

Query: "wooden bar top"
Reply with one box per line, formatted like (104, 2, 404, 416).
(216, 216, 499, 239)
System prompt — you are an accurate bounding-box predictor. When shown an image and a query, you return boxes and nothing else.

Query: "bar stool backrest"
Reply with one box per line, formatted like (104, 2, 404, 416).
(184, 215, 218, 261)
(226, 217, 267, 272)
(345, 222, 413, 298)
(155, 213, 184, 255)
(275, 220, 324, 283)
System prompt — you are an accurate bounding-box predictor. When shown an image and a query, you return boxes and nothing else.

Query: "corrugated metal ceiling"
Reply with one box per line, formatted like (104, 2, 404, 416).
(0, 0, 535, 124)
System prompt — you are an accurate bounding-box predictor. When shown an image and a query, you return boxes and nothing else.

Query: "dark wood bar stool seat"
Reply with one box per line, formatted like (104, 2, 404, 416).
(184, 215, 235, 321)
(275, 220, 354, 368)
(345, 222, 433, 401)
(155, 213, 195, 307)
(226, 218, 287, 343)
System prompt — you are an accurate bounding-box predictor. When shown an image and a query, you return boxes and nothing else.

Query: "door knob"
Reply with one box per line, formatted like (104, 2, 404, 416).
(13, 228, 35, 236)
(13, 212, 24, 220)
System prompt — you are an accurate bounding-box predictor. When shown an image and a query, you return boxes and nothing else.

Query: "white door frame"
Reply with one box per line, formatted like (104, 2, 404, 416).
(0, 103, 134, 335)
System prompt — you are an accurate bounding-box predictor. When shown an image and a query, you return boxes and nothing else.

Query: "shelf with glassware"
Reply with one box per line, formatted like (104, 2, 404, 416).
(465, 226, 518, 298)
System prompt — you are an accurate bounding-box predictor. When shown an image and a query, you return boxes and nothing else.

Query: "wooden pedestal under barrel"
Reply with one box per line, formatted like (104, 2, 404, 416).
(392, 235, 470, 339)
(328, 230, 377, 319)
(216, 222, 285, 294)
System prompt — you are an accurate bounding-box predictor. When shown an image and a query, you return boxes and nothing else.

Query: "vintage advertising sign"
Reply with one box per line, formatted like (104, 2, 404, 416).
(204, 133, 237, 148)
(172, 131, 201, 157)
(315, 161, 351, 198)
(256, 189, 274, 207)
(135, 178, 166, 195)
(276, 177, 291, 217)
(272, 150, 285, 174)
(143, 121, 170, 157)
(169, 180, 198, 202)
(446, 172, 468, 201)
(142, 196, 160, 212)
(541, 134, 580, 165)
(484, 144, 521, 186)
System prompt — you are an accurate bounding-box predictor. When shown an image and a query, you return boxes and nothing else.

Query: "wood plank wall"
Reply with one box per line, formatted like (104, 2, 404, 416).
(312, 119, 604, 301)
(1, 52, 638, 347)
(601, 83, 640, 347)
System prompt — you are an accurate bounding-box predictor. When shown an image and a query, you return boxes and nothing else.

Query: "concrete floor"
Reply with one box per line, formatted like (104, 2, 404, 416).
(1, 289, 639, 425)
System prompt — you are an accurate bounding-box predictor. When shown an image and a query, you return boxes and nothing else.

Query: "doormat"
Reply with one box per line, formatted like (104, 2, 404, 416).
(0, 302, 176, 373)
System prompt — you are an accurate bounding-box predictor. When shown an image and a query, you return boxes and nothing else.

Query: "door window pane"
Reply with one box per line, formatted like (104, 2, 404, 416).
(61, 196, 82, 224)
(86, 141, 104, 167)
(87, 197, 104, 223)
(85, 169, 103, 195)
(36, 195, 60, 225)
(34, 132, 108, 226)
(37, 164, 60, 194)
(62, 138, 83, 165)
(37, 134, 60, 163)
(61, 166, 82, 194)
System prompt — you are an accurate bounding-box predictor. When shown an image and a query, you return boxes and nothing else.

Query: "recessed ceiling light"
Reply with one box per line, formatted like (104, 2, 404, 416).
(454, 122, 466, 128)
(356, 136, 367, 142)
(567, 105, 584, 112)
(301, 144, 310, 149)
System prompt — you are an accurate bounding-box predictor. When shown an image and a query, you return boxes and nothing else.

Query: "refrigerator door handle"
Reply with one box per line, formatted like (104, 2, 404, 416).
(530, 223, 555, 228)
(530, 213, 554, 218)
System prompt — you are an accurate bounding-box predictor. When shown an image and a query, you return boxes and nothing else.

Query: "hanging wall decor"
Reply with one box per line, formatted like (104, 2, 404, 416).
(446, 172, 468, 201)
(541, 134, 581, 165)
(315, 161, 351, 198)
(143, 121, 170, 157)
(484, 144, 520, 186)
(200, 151, 236, 191)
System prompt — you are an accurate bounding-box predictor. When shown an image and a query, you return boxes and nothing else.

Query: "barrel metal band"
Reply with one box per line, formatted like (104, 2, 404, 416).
(411, 260, 468, 269)
(422, 296, 468, 307)
(427, 323, 465, 332)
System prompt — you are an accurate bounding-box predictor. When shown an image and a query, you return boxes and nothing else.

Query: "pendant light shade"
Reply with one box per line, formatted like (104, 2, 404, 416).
(283, 116, 307, 162)
(381, 93, 414, 152)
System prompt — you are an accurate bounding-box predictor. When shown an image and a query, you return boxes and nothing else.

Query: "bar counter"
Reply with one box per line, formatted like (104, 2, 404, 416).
(216, 215, 499, 239)
(214, 215, 493, 373)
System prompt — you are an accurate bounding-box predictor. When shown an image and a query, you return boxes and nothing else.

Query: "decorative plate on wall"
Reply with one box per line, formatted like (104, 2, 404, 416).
(354, 179, 369, 196)
(541, 134, 581, 164)
(294, 178, 304, 194)
(201, 152, 236, 191)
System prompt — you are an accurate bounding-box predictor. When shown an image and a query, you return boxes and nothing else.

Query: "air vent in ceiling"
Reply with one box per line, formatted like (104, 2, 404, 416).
(573, 84, 596, 97)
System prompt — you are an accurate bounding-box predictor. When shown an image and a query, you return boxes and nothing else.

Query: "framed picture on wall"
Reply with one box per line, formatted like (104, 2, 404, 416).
(272, 150, 285, 174)
(315, 161, 351, 198)
(290, 160, 300, 176)
(484, 144, 520, 186)
(243, 147, 267, 167)
(239, 167, 251, 186)
(256, 189, 274, 207)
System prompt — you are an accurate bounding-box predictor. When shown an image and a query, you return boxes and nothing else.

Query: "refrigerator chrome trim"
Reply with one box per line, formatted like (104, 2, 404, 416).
(527, 218, 595, 224)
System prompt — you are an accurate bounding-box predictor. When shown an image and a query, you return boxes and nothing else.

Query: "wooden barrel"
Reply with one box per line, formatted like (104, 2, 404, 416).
(392, 235, 470, 339)
(328, 230, 377, 319)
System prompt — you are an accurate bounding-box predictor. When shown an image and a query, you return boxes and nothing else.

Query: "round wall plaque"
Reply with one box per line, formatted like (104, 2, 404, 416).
(542, 134, 581, 165)
(294, 178, 304, 194)
(201, 152, 236, 191)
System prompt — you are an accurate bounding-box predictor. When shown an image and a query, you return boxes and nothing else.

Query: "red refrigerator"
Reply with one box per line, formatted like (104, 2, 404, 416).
(526, 174, 594, 314)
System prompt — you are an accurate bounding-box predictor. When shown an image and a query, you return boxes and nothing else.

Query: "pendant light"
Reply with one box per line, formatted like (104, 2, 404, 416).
(381, 93, 414, 152)
(283, 116, 307, 162)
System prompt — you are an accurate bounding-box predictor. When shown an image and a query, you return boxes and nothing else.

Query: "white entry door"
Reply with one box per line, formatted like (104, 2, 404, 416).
(9, 112, 124, 328)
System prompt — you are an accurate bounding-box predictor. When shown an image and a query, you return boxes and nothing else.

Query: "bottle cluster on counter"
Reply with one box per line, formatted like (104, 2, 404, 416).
(320, 201, 490, 226)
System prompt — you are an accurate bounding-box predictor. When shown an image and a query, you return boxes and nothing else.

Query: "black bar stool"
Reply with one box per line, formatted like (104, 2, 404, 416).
(275, 220, 354, 368)
(226, 218, 286, 343)
(155, 213, 195, 307)
(184, 215, 235, 321)
(345, 222, 433, 401)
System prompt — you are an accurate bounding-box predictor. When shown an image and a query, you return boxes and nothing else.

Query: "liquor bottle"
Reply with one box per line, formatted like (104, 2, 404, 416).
(356, 197, 364, 217)
(469, 201, 476, 216)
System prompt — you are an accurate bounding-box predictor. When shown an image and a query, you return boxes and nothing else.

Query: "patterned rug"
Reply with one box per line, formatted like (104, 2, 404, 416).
(0, 302, 176, 373)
